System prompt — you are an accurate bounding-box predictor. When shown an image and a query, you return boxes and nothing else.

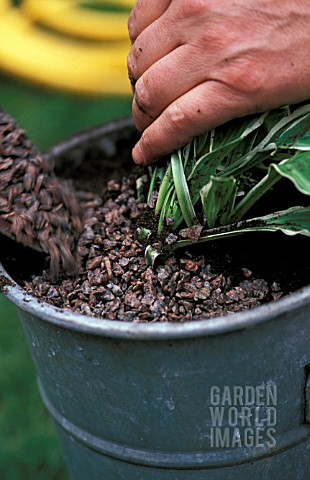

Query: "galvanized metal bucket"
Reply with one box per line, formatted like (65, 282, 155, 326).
(0, 118, 309, 480)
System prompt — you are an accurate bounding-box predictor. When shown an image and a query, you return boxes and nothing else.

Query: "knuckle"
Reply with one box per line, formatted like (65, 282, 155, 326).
(127, 42, 144, 75)
(225, 57, 267, 95)
(135, 77, 152, 114)
(166, 103, 189, 132)
(179, 0, 207, 18)
(127, 9, 139, 43)
(127, 52, 135, 76)
(243, 69, 266, 95)
(132, 41, 144, 60)
(127, 0, 146, 44)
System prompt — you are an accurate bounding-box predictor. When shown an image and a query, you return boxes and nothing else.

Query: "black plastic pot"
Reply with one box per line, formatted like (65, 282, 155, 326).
(0, 118, 309, 480)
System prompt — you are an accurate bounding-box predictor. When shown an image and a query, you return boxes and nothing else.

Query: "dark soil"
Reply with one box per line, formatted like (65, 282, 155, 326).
(1, 116, 310, 323)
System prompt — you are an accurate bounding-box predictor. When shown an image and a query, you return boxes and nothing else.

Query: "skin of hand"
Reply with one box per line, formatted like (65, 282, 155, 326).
(127, 0, 310, 165)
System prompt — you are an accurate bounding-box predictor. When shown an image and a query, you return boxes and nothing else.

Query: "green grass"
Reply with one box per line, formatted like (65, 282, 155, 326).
(0, 295, 67, 480)
(0, 72, 132, 151)
(0, 72, 132, 478)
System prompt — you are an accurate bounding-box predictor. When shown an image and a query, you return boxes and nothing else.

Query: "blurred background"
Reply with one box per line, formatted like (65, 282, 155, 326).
(0, 1, 134, 478)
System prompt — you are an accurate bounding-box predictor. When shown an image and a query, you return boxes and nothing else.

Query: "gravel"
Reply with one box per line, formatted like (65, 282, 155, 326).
(23, 175, 284, 322)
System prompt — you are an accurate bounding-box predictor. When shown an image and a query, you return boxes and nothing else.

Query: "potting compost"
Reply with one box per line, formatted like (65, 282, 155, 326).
(1, 111, 307, 323)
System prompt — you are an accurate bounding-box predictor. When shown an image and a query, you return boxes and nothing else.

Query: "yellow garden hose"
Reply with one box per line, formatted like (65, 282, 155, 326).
(21, 0, 131, 41)
(0, 0, 135, 95)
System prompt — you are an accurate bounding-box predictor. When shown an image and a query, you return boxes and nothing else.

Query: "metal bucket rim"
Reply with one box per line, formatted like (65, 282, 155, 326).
(1, 263, 309, 340)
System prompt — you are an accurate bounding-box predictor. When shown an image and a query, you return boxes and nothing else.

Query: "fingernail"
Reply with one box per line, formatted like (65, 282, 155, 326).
(132, 142, 145, 165)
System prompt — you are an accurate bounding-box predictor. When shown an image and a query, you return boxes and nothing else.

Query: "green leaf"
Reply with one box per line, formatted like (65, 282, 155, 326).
(146, 166, 158, 203)
(271, 151, 310, 195)
(288, 129, 310, 151)
(228, 167, 280, 223)
(136, 174, 148, 201)
(137, 227, 152, 240)
(275, 110, 310, 149)
(229, 151, 310, 223)
(157, 185, 175, 234)
(180, 113, 267, 216)
(200, 176, 237, 228)
(155, 162, 172, 215)
(169, 206, 310, 253)
(145, 245, 163, 267)
(189, 113, 267, 182)
(262, 206, 310, 235)
(222, 103, 310, 178)
(171, 151, 198, 227)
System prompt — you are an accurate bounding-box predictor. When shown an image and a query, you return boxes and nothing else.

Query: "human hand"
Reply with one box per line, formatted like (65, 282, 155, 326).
(127, 0, 310, 165)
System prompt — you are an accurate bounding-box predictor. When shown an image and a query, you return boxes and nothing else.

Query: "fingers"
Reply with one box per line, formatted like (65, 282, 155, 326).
(132, 44, 212, 132)
(128, 0, 172, 44)
(131, 81, 253, 165)
(127, 8, 180, 85)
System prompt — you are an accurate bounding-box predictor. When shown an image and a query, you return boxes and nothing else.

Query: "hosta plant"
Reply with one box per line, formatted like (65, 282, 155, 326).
(137, 102, 310, 266)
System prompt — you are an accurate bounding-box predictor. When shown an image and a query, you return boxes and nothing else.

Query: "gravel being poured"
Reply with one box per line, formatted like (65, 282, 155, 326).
(0, 111, 82, 280)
